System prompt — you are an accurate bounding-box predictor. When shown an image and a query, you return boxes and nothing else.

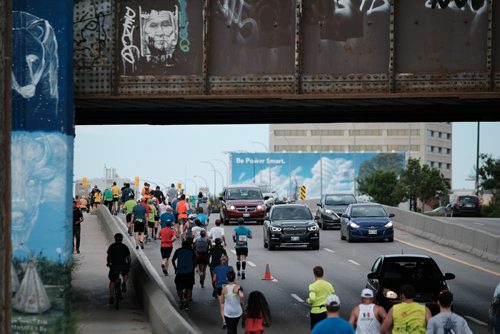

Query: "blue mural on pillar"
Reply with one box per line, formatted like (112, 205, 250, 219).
(11, 1, 74, 332)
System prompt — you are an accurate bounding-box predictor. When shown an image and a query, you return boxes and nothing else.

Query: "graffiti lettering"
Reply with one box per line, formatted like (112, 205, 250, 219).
(359, 0, 389, 15)
(73, 1, 112, 68)
(218, 0, 258, 44)
(121, 6, 139, 66)
(178, 0, 190, 52)
(425, 0, 486, 11)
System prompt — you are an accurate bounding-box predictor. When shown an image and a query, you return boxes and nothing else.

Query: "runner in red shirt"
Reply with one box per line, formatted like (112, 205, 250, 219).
(157, 219, 177, 276)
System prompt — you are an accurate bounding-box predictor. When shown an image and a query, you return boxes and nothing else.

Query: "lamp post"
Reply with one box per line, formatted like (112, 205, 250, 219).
(211, 158, 229, 187)
(251, 141, 272, 189)
(312, 124, 323, 199)
(202, 161, 218, 201)
(283, 136, 292, 201)
(194, 175, 209, 196)
(476, 122, 480, 195)
(187, 178, 198, 195)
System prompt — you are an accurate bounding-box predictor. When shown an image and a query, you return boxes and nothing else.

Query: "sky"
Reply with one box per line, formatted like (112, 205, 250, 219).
(74, 122, 500, 194)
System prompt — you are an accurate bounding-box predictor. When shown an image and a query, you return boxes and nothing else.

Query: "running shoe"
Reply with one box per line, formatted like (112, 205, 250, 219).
(241, 272, 246, 280)
(179, 300, 185, 310)
(162, 265, 168, 276)
(136, 245, 139, 250)
(184, 303, 190, 311)
(237, 271, 241, 277)
(140, 242, 144, 250)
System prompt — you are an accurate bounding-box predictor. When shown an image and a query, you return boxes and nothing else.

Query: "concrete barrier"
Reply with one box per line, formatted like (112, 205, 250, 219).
(96, 206, 201, 334)
(299, 199, 500, 264)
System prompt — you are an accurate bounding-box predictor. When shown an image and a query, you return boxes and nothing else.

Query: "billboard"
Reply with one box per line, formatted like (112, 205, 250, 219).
(230, 152, 406, 200)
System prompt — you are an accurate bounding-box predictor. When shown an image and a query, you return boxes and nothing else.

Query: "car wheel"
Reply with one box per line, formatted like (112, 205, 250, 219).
(321, 218, 327, 230)
(264, 233, 269, 248)
(340, 229, 346, 240)
(311, 241, 320, 250)
(388, 237, 394, 242)
(269, 242, 277, 251)
(347, 230, 352, 243)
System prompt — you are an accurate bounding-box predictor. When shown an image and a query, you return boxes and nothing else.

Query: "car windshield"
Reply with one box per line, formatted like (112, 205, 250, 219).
(271, 206, 312, 220)
(325, 195, 356, 206)
(227, 188, 263, 200)
(351, 205, 387, 218)
(382, 259, 442, 280)
(459, 196, 478, 205)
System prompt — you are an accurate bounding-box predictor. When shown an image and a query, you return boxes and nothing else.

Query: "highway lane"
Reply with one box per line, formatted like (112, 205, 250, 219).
(436, 217, 500, 235)
(115, 213, 498, 333)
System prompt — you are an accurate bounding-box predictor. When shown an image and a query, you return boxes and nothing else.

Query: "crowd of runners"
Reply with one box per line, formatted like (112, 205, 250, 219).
(73, 181, 474, 334)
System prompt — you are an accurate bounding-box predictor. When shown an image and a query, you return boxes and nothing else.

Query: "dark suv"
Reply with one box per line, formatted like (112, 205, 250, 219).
(316, 194, 357, 229)
(263, 204, 320, 250)
(219, 185, 268, 224)
(445, 194, 481, 217)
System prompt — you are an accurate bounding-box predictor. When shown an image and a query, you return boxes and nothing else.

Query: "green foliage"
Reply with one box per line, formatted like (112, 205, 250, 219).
(478, 153, 500, 201)
(399, 158, 422, 211)
(357, 169, 403, 206)
(481, 199, 500, 217)
(358, 153, 405, 179)
(418, 164, 449, 211)
(13, 255, 72, 286)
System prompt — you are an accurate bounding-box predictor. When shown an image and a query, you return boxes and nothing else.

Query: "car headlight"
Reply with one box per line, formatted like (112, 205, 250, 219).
(228, 205, 236, 210)
(384, 221, 393, 228)
(307, 225, 318, 231)
(349, 222, 360, 228)
(271, 226, 282, 232)
(256, 205, 265, 211)
(383, 289, 398, 300)
(325, 209, 333, 214)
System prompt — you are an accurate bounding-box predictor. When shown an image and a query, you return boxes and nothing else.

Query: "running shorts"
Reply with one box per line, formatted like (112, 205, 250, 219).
(126, 214, 132, 223)
(196, 252, 209, 265)
(148, 220, 155, 228)
(134, 221, 145, 233)
(108, 264, 130, 282)
(235, 248, 248, 257)
(175, 272, 195, 290)
(160, 247, 173, 259)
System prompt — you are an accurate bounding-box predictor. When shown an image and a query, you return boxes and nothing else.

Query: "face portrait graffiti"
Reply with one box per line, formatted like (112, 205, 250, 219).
(140, 8, 179, 65)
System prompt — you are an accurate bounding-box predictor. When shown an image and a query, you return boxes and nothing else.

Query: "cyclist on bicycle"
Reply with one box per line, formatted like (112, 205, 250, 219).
(107, 233, 131, 304)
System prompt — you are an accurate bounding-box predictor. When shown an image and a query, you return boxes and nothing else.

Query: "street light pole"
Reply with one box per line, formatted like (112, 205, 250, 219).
(194, 175, 209, 196)
(476, 122, 480, 195)
(187, 178, 198, 195)
(202, 161, 217, 201)
(211, 158, 229, 187)
(251, 141, 272, 189)
(312, 124, 323, 199)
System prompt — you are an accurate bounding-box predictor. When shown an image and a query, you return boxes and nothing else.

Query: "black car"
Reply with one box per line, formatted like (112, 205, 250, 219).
(445, 194, 481, 217)
(366, 254, 455, 312)
(263, 204, 320, 250)
(340, 203, 394, 242)
(489, 283, 500, 333)
(316, 193, 357, 230)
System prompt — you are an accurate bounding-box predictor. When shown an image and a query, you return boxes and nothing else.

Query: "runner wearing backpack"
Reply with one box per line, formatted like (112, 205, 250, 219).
(194, 230, 211, 288)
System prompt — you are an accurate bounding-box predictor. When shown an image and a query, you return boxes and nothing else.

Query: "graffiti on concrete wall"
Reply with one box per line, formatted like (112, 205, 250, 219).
(74, 0, 113, 68)
(12, 0, 74, 332)
(425, 0, 486, 11)
(120, 1, 191, 74)
(12, 11, 58, 112)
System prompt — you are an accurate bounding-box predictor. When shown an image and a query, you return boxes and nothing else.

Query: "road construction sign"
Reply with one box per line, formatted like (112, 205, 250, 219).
(300, 185, 306, 200)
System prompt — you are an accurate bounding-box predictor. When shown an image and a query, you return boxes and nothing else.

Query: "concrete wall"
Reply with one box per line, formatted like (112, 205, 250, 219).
(95, 206, 201, 334)
(300, 199, 500, 264)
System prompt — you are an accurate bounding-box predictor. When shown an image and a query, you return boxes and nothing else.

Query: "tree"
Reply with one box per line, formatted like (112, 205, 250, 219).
(400, 158, 422, 211)
(358, 153, 405, 179)
(357, 169, 404, 206)
(400, 158, 450, 212)
(478, 153, 500, 203)
(417, 164, 450, 212)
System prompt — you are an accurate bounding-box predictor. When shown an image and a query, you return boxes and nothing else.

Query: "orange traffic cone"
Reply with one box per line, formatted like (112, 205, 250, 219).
(262, 264, 273, 281)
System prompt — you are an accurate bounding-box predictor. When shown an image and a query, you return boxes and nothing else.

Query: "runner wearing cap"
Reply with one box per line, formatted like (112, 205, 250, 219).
(159, 205, 175, 228)
(209, 219, 226, 247)
(232, 217, 252, 279)
(312, 294, 354, 334)
(349, 288, 386, 334)
(123, 195, 137, 236)
(157, 219, 177, 276)
(307, 266, 335, 329)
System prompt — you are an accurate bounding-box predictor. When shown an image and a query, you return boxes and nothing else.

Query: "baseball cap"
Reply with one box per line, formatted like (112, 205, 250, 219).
(189, 214, 197, 219)
(361, 288, 374, 298)
(325, 294, 340, 307)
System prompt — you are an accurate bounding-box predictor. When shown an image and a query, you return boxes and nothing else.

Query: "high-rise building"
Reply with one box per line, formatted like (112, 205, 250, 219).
(269, 123, 452, 182)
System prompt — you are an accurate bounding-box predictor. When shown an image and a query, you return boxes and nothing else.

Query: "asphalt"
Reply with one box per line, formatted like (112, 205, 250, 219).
(71, 212, 153, 334)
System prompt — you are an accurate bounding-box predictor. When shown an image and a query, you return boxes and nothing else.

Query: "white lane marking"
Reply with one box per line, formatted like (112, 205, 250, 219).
(291, 294, 304, 303)
(464, 315, 487, 326)
(348, 260, 361, 266)
(323, 248, 335, 253)
(231, 249, 236, 254)
(246, 261, 256, 267)
(272, 278, 279, 282)
(473, 222, 485, 226)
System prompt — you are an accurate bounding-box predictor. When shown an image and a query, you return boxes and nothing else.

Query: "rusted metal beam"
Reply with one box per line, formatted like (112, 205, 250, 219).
(487, 0, 494, 90)
(0, 0, 12, 332)
(389, 0, 395, 93)
(294, 0, 302, 94)
(202, 0, 209, 94)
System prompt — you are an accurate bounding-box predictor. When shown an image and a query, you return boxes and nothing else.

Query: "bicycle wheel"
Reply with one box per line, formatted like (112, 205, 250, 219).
(115, 278, 121, 310)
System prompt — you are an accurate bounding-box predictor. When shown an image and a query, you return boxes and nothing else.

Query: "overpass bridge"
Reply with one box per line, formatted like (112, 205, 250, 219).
(74, 0, 500, 124)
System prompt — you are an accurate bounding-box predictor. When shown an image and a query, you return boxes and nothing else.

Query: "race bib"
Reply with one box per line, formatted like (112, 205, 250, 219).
(238, 235, 247, 242)
(136, 218, 143, 222)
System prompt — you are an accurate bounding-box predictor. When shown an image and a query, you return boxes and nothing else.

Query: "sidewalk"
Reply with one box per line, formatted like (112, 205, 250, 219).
(71, 212, 153, 334)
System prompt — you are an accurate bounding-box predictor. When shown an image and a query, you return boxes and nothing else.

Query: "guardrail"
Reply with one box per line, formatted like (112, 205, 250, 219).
(299, 199, 500, 264)
(96, 206, 201, 334)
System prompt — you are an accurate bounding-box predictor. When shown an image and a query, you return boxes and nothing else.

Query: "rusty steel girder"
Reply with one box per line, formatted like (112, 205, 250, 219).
(74, 0, 500, 97)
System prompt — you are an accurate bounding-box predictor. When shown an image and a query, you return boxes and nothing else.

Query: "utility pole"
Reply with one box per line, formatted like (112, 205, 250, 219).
(476, 122, 480, 195)
(0, 0, 12, 331)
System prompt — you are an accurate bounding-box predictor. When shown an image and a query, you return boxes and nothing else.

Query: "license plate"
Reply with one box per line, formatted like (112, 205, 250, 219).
(243, 213, 250, 218)
(291, 236, 300, 241)
(368, 230, 377, 235)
